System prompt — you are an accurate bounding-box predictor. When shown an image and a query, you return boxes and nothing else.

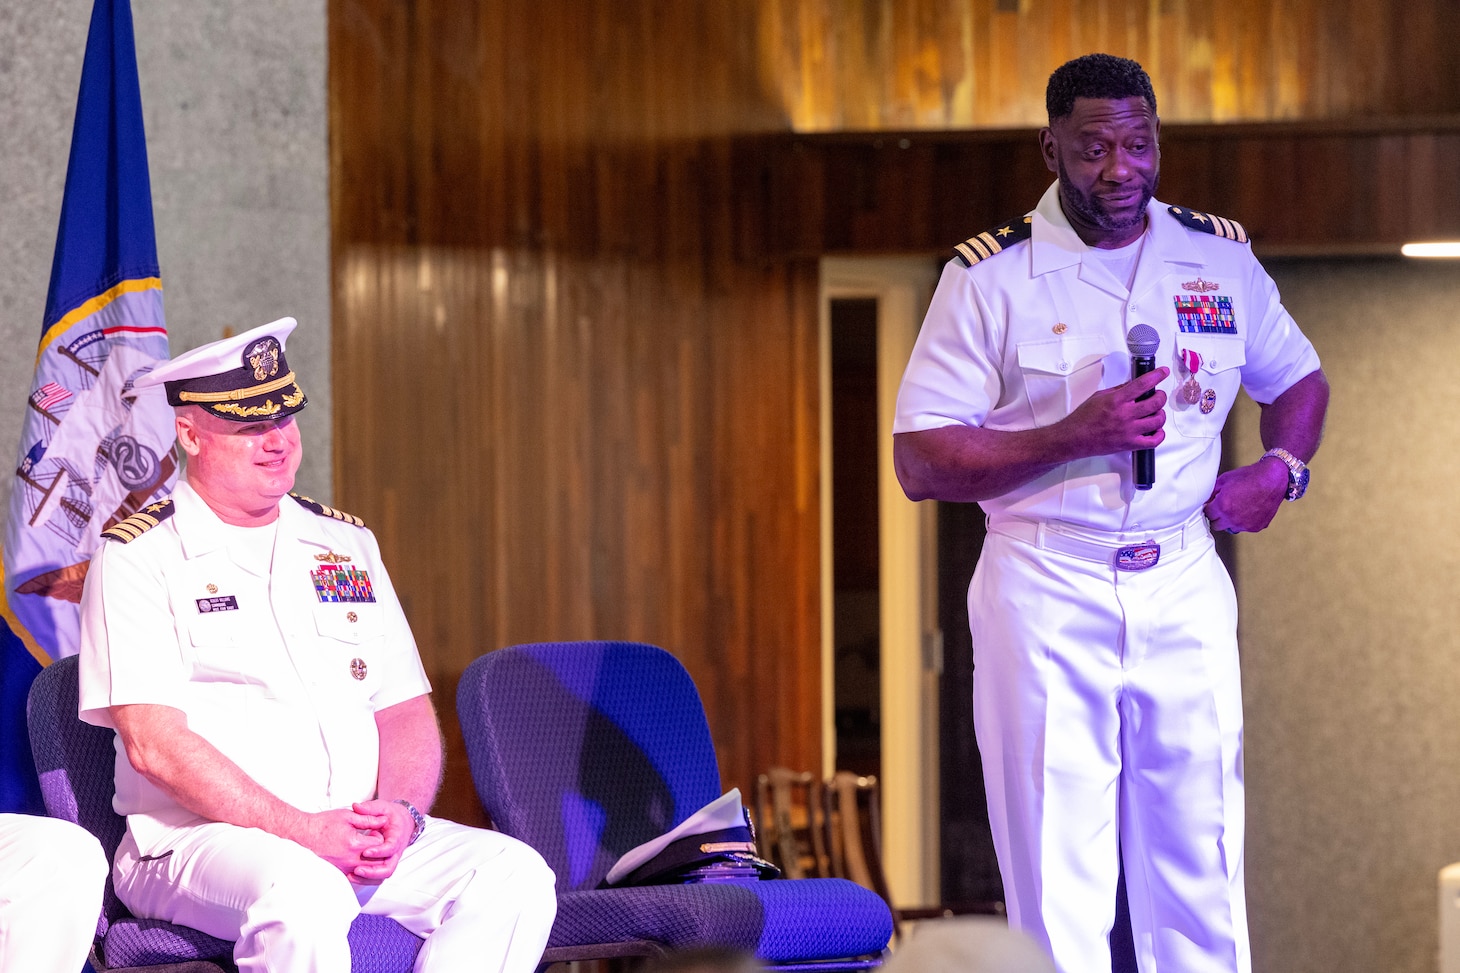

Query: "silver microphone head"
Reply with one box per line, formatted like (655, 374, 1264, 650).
(1126, 324, 1160, 357)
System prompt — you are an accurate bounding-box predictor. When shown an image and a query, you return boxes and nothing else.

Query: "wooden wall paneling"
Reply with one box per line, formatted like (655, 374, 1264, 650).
(1405, 0, 1460, 114)
(1153, 0, 1203, 119)
(753, 0, 1460, 130)
(757, 123, 1460, 258)
(335, 146, 822, 827)
(1400, 133, 1460, 240)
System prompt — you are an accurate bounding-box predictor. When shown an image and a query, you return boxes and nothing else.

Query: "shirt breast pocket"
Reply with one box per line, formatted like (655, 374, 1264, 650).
(1016, 336, 1110, 427)
(1171, 335, 1246, 438)
(312, 603, 385, 693)
(185, 611, 271, 696)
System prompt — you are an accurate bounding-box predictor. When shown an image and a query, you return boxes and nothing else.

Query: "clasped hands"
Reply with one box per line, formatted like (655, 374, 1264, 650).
(299, 799, 416, 884)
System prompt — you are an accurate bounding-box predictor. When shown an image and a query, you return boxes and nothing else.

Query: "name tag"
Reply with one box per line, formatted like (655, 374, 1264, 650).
(195, 595, 240, 612)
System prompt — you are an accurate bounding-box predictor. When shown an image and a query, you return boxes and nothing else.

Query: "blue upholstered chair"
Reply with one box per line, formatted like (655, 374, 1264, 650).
(26, 653, 423, 973)
(457, 640, 894, 970)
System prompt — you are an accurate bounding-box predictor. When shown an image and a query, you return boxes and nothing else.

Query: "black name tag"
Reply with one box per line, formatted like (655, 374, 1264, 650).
(195, 595, 239, 613)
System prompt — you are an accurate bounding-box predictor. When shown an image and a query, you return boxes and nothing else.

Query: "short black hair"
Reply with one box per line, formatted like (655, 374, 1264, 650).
(1045, 54, 1156, 122)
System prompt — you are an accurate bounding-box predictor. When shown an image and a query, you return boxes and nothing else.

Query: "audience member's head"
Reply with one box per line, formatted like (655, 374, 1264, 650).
(640, 946, 762, 973)
(880, 918, 1057, 973)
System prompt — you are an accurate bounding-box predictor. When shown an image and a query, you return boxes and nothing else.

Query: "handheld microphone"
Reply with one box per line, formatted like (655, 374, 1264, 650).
(1126, 324, 1160, 490)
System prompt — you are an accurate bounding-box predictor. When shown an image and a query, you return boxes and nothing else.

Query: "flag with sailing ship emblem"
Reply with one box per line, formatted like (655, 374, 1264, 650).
(3, 0, 176, 660)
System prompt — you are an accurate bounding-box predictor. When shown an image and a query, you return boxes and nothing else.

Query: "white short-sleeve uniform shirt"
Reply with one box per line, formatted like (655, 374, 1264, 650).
(78, 481, 430, 846)
(894, 182, 1321, 533)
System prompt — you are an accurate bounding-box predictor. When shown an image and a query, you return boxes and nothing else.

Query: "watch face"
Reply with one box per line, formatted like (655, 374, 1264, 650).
(1290, 466, 1310, 500)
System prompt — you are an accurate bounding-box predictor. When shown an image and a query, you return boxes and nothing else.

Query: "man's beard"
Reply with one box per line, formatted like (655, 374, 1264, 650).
(1057, 159, 1157, 233)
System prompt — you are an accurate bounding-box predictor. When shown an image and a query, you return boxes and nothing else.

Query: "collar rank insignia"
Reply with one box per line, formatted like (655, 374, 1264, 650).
(311, 564, 376, 603)
(101, 499, 176, 543)
(1167, 206, 1248, 243)
(290, 493, 366, 528)
(953, 215, 1034, 267)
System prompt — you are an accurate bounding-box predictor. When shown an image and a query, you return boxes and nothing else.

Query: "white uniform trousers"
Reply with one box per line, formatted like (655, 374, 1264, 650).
(970, 518, 1248, 973)
(114, 814, 557, 973)
(0, 813, 108, 972)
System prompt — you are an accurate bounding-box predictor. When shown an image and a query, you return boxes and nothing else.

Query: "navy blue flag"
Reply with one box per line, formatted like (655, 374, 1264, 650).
(0, 619, 43, 815)
(3, 0, 175, 660)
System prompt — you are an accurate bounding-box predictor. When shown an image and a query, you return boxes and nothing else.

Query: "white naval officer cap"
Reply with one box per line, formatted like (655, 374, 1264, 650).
(134, 317, 308, 422)
(604, 787, 778, 887)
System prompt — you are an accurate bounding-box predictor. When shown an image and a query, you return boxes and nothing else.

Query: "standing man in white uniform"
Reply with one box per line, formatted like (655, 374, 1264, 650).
(78, 318, 557, 973)
(893, 54, 1329, 973)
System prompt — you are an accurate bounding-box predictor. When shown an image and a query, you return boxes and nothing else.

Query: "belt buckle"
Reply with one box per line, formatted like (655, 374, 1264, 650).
(1115, 543, 1160, 571)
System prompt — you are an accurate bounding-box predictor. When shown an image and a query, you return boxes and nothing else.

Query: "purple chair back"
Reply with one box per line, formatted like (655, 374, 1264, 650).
(458, 640, 722, 891)
(458, 642, 894, 969)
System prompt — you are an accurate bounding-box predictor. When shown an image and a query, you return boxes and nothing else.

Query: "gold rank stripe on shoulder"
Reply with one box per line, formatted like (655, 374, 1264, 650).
(101, 499, 177, 543)
(289, 493, 367, 528)
(1167, 206, 1249, 244)
(953, 216, 1034, 267)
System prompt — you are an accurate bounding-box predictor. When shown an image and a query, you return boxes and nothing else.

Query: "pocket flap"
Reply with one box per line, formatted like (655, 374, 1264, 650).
(1177, 335, 1245, 374)
(313, 603, 381, 643)
(187, 610, 242, 647)
(1016, 335, 1109, 376)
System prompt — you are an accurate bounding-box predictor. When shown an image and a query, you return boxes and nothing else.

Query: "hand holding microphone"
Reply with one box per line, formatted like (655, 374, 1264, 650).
(1126, 324, 1161, 490)
(1055, 331, 1166, 469)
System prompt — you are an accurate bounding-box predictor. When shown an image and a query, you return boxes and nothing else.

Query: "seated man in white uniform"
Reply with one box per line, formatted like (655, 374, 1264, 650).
(77, 318, 557, 973)
(0, 812, 107, 970)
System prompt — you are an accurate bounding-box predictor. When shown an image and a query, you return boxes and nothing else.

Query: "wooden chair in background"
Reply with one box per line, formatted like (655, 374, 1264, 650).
(819, 770, 1005, 938)
(755, 767, 830, 879)
(825, 772, 896, 917)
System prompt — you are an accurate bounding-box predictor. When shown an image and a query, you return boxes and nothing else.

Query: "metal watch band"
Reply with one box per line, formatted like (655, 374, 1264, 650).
(1262, 447, 1307, 501)
(394, 799, 426, 845)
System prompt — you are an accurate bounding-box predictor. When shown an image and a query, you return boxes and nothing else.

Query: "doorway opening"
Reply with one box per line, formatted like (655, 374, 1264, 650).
(820, 257, 940, 908)
(829, 297, 881, 779)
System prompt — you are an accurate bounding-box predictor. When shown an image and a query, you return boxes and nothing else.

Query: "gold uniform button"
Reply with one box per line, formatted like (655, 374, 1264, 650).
(350, 658, 368, 680)
(346, 611, 358, 623)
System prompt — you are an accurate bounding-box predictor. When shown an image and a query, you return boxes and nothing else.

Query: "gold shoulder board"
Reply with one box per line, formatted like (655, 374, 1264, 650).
(1167, 206, 1249, 244)
(101, 499, 177, 543)
(953, 216, 1034, 267)
(289, 493, 367, 528)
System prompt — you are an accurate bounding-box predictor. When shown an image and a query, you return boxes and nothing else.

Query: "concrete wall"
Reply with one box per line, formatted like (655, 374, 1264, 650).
(1240, 257, 1460, 973)
(0, 0, 330, 521)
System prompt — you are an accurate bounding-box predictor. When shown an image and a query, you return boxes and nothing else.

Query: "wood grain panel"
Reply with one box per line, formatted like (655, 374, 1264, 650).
(754, 121, 1460, 257)
(757, 0, 1460, 129)
(334, 235, 822, 823)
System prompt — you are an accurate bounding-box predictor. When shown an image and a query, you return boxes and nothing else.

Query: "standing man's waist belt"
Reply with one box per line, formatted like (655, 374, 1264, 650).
(987, 511, 1211, 571)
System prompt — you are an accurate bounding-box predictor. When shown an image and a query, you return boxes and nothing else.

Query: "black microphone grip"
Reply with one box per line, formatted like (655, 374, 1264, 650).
(1126, 324, 1160, 490)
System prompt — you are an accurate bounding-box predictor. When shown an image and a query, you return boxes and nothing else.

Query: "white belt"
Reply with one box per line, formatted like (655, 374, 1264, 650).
(988, 511, 1211, 571)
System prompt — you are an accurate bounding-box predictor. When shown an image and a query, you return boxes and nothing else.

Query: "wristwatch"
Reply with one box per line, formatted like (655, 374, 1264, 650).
(394, 799, 426, 845)
(1262, 447, 1309, 501)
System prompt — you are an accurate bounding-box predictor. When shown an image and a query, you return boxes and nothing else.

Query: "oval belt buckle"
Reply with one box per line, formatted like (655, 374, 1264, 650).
(1115, 543, 1161, 571)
